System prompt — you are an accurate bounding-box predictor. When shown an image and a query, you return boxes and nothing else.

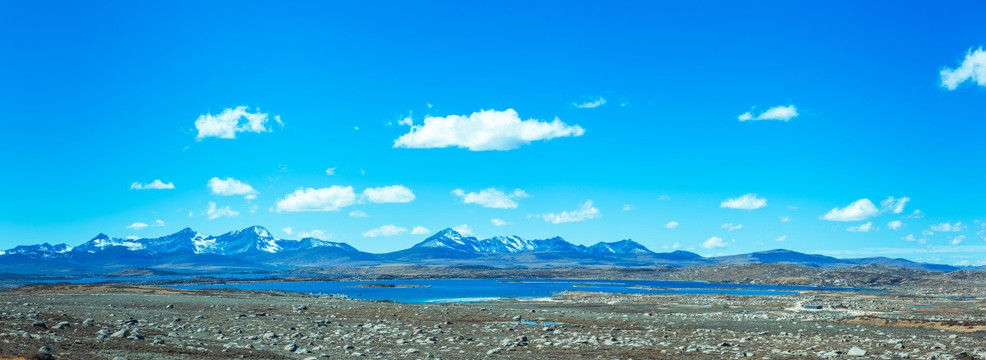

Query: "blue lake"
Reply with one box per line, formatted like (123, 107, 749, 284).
(172, 278, 859, 303)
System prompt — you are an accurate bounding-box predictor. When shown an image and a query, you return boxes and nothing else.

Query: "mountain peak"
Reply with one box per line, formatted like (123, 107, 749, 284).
(242, 225, 272, 238)
(586, 239, 652, 255)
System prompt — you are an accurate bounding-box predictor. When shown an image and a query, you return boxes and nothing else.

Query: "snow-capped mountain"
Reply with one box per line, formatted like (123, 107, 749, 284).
(0, 226, 961, 274)
(24, 226, 354, 257)
(1, 242, 73, 258)
(586, 240, 653, 255)
(411, 228, 648, 255)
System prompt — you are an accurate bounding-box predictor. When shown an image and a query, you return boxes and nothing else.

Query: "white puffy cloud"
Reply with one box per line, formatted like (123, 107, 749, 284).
(299, 229, 329, 239)
(775, 235, 787, 242)
(206, 202, 238, 219)
(820, 199, 879, 221)
(702, 236, 728, 249)
(411, 226, 430, 235)
(737, 105, 798, 122)
(720, 193, 767, 210)
(275, 186, 357, 212)
(490, 218, 507, 226)
(574, 97, 606, 109)
(194, 106, 282, 140)
(538, 201, 601, 224)
(951, 235, 966, 245)
(325, 167, 336, 176)
(154, 219, 165, 227)
(940, 47, 986, 90)
(207, 177, 258, 200)
(930, 222, 966, 232)
(846, 222, 875, 232)
(282, 227, 293, 235)
(393, 109, 585, 151)
(362, 185, 416, 204)
(452, 224, 474, 236)
(130, 179, 174, 190)
(452, 188, 529, 209)
(887, 220, 903, 230)
(880, 196, 910, 214)
(127, 222, 149, 230)
(665, 221, 679, 229)
(362, 225, 408, 237)
(903, 209, 925, 219)
(349, 210, 370, 218)
(901, 234, 928, 244)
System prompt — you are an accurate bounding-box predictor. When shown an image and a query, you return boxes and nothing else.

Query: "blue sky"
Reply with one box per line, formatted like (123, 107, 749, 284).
(2, 1, 985, 264)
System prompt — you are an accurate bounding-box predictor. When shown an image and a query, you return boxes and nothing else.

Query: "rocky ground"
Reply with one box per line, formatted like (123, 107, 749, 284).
(1, 280, 985, 360)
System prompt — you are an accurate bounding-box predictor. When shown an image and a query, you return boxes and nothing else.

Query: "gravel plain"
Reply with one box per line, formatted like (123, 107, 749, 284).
(2, 277, 985, 360)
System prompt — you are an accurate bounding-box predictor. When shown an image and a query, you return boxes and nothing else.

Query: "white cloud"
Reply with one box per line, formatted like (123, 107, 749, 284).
(411, 226, 430, 235)
(362, 225, 408, 237)
(880, 196, 910, 214)
(721, 223, 743, 232)
(846, 222, 875, 232)
(393, 109, 585, 151)
(194, 106, 282, 140)
(720, 193, 767, 210)
(665, 221, 679, 229)
(775, 235, 787, 242)
(299, 229, 329, 239)
(887, 220, 903, 230)
(901, 234, 928, 244)
(737, 105, 798, 122)
(362, 185, 416, 203)
(951, 235, 966, 245)
(127, 222, 148, 230)
(573, 97, 606, 109)
(622, 204, 633, 211)
(282, 227, 293, 235)
(452, 224, 474, 236)
(452, 188, 529, 209)
(930, 222, 966, 232)
(903, 209, 925, 219)
(780, 216, 791, 223)
(702, 236, 728, 249)
(325, 167, 336, 176)
(207, 177, 258, 200)
(130, 179, 174, 190)
(820, 199, 879, 221)
(490, 218, 507, 226)
(940, 47, 986, 90)
(538, 200, 601, 224)
(275, 186, 357, 212)
(206, 202, 238, 219)
(349, 210, 370, 218)
(155, 219, 165, 227)
(398, 116, 414, 126)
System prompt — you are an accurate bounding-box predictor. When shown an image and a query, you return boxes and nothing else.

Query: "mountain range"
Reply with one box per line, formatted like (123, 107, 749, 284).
(0, 225, 965, 274)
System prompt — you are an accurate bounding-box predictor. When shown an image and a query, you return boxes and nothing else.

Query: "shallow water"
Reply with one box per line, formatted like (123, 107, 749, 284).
(171, 278, 860, 303)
